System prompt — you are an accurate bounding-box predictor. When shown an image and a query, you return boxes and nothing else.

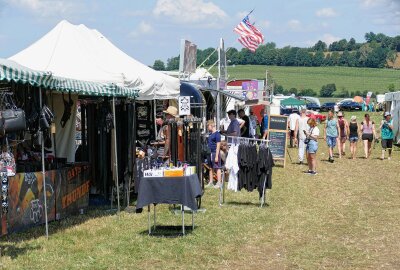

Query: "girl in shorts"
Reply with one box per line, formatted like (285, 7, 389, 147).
(347, 115, 361, 159)
(305, 118, 319, 175)
(361, 114, 376, 159)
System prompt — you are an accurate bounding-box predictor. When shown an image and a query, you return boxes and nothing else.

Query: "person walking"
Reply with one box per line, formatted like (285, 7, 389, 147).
(361, 113, 376, 159)
(288, 110, 300, 148)
(294, 108, 309, 164)
(337, 111, 349, 156)
(305, 118, 319, 175)
(347, 115, 361, 160)
(380, 112, 394, 160)
(324, 110, 341, 162)
(205, 120, 222, 188)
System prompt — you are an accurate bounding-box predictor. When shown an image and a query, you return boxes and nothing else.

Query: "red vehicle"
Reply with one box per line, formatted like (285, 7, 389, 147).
(306, 110, 326, 123)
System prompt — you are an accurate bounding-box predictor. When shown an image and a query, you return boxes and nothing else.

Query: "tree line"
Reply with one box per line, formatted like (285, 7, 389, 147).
(152, 32, 400, 71)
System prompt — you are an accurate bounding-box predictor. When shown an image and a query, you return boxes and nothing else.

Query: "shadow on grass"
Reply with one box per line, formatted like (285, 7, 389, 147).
(0, 242, 40, 259)
(139, 225, 195, 238)
(225, 201, 267, 207)
(4, 207, 117, 244)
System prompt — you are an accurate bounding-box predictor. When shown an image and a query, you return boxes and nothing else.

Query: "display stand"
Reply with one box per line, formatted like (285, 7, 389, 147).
(222, 136, 270, 208)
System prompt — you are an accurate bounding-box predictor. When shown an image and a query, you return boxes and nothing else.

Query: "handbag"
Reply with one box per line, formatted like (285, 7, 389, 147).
(0, 109, 26, 135)
(0, 93, 27, 135)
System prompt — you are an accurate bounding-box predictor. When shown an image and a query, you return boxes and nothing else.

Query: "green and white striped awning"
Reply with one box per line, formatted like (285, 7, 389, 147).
(0, 58, 139, 98)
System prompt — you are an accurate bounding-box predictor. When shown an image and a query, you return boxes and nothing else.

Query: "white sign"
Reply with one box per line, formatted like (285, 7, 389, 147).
(179, 96, 191, 116)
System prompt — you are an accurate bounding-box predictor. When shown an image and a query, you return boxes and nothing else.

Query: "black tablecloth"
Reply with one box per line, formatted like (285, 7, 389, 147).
(136, 174, 202, 211)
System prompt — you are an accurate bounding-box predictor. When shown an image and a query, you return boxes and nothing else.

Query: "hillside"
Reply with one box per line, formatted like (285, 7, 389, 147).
(211, 65, 400, 94)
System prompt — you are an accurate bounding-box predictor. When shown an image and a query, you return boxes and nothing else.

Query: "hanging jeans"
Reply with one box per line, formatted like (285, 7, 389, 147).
(298, 138, 306, 162)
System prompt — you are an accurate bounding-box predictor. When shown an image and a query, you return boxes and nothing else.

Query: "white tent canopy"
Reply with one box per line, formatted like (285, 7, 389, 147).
(9, 20, 179, 100)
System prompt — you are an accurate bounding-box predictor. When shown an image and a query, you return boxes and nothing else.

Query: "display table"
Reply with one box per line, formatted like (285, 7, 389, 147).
(136, 174, 202, 235)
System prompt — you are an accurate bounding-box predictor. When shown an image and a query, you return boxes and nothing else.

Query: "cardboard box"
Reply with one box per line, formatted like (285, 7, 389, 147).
(164, 169, 184, 177)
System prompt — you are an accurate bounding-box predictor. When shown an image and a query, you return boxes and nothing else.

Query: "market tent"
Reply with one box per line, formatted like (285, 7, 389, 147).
(9, 20, 179, 100)
(281, 97, 306, 106)
(1, 58, 139, 97)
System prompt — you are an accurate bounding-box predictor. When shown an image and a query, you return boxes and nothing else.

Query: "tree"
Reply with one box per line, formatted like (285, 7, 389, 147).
(298, 88, 317, 96)
(289, 88, 298, 95)
(320, 83, 337, 97)
(166, 56, 179, 70)
(365, 47, 389, 68)
(313, 51, 325, 66)
(313, 40, 327, 51)
(365, 32, 376, 43)
(152, 60, 166, 71)
(347, 38, 356, 51)
(331, 52, 341, 66)
(388, 83, 395, 92)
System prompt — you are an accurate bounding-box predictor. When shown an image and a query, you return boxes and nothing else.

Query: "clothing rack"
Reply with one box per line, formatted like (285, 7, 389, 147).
(220, 136, 270, 208)
(225, 135, 270, 146)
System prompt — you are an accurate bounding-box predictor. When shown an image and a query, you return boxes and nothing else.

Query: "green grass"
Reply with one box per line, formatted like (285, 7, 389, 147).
(211, 65, 400, 94)
(1, 110, 399, 269)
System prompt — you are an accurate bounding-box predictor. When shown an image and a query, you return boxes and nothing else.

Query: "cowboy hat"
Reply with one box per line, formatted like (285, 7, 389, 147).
(337, 111, 343, 117)
(163, 106, 178, 117)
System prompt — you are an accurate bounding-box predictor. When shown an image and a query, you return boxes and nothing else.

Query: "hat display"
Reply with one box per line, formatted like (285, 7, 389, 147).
(337, 111, 343, 117)
(384, 111, 391, 117)
(163, 106, 178, 117)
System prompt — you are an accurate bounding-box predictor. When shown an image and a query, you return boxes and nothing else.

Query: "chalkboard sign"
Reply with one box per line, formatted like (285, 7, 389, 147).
(268, 130, 287, 165)
(269, 115, 288, 131)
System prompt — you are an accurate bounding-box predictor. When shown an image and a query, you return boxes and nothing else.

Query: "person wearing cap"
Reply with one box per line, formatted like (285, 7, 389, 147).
(347, 115, 361, 160)
(162, 106, 178, 159)
(337, 111, 349, 157)
(380, 112, 394, 160)
(294, 108, 309, 164)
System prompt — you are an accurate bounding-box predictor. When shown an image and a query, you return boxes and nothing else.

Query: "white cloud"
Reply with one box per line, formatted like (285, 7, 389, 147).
(129, 21, 154, 38)
(4, 0, 79, 17)
(260, 20, 271, 29)
(321, 33, 341, 45)
(316, 8, 338, 18)
(153, 0, 227, 27)
(287, 19, 301, 31)
(360, 0, 388, 8)
(236, 11, 248, 19)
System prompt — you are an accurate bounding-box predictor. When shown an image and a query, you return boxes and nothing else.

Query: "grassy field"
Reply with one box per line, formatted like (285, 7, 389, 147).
(211, 65, 400, 94)
(1, 112, 400, 269)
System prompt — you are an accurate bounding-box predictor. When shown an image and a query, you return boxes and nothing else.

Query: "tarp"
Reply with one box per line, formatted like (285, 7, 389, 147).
(281, 97, 305, 106)
(9, 20, 179, 100)
(0, 58, 139, 97)
(353, 96, 363, 103)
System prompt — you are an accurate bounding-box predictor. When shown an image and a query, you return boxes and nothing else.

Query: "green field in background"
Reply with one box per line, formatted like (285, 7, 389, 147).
(211, 65, 400, 94)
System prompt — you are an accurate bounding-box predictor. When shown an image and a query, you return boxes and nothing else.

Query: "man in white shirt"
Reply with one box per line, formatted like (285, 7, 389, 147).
(294, 108, 309, 164)
(288, 110, 300, 147)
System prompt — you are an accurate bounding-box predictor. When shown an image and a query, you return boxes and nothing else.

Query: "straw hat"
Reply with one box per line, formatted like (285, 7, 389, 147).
(163, 106, 178, 117)
(350, 115, 356, 121)
(337, 111, 343, 117)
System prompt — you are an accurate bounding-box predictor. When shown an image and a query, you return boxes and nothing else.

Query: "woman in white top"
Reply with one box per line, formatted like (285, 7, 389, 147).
(305, 118, 320, 175)
(295, 108, 309, 164)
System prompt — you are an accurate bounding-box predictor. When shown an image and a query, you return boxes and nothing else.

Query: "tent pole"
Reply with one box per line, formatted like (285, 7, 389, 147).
(112, 97, 121, 216)
(39, 87, 49, 239)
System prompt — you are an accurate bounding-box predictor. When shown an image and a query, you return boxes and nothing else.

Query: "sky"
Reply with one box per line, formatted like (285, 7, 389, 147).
(0, 0, 399, 65)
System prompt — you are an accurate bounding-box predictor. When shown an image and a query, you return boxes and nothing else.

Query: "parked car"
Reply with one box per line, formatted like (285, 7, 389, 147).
(339, 101, 362, 111)
(280, 106, 299, 116)
(320, 102, 336, 111)
(337, 98, 354, 106)
(306, 110, 326, 123)
(306, 102, 320, 111)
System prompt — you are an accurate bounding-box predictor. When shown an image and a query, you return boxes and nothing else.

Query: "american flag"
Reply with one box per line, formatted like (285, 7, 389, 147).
(234, 15, 264, 52)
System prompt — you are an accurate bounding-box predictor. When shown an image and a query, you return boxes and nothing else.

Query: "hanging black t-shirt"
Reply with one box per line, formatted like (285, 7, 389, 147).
(257, 146, 274, 198)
